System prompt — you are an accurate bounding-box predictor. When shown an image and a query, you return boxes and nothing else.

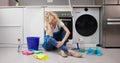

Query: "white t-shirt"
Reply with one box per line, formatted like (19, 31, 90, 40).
(45, 21, 64, 35)
(52, 21, 64, 33)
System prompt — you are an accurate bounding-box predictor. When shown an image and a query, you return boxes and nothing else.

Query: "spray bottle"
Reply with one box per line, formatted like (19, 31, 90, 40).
(18, 38, 21, 52)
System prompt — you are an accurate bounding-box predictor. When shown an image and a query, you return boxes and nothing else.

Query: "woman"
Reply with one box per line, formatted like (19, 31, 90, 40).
(42, 12, 82, 58)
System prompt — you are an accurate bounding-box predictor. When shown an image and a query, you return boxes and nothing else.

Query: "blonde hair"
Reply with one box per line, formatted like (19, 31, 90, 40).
(45, 12, 60, 30)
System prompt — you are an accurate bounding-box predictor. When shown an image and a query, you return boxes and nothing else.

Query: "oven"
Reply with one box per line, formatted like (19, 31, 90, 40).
(54, 11, 73, 39)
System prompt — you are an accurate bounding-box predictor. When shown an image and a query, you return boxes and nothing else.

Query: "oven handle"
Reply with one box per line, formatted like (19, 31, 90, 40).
(107, 18, 120, 22)
(107, 18, 120, 25)
(107, 22, 120, 25)
(61, 19, 71, 21)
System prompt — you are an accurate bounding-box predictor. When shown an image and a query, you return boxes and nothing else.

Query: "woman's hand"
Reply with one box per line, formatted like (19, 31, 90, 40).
(46, 23, 53, 37)
(57, 41, 64, 48)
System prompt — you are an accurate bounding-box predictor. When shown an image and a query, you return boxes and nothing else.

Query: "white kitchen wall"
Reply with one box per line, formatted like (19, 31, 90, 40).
(24, 7, 44, 44)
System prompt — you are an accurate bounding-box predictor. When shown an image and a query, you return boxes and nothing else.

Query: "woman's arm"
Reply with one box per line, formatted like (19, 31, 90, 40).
(61, 25, 70, 43)
(45, 23, 53, 37)
(56, 25, 70, 48)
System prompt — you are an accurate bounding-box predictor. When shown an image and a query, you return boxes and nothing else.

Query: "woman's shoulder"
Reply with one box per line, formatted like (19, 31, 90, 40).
(59, 21, 64, 26)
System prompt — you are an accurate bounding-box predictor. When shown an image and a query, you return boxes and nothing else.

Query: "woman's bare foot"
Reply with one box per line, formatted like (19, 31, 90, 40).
(68, 50, 82, 58)
(59, 50, 67, 58)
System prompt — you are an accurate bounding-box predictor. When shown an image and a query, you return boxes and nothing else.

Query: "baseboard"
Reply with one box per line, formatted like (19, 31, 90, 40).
(0, 43, 42, 48)
(0, 43, 98, 50)
(67, 43, 98, 50)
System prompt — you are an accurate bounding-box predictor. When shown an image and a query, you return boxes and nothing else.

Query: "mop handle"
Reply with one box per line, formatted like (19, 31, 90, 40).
(68, 0, 80, 49)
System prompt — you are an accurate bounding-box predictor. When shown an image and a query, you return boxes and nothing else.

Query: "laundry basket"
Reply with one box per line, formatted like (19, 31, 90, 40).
(27, 37, 40, 50)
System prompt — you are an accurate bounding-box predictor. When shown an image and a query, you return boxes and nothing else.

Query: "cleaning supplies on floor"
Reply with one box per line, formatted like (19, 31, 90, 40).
(29, 49, 43, 54)
(95, 47, 102, 56)
(87, 47, 102, 56)
(22, 49, 43, 55)
(18, 38, 22, 52)
(78, 49, 85, 53)
(34, 54, 49, 60)
(22, 50, 34, 55)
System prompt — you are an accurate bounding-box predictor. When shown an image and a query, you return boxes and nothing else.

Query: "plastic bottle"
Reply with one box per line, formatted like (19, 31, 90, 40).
(18, 38, 21, 52)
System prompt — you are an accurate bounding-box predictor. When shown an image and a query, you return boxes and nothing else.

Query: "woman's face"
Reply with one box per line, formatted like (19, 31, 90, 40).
(51, 16, 57, 26)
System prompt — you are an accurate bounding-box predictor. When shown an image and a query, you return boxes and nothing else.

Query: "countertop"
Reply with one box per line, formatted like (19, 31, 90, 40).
(0, 5, 102, 8)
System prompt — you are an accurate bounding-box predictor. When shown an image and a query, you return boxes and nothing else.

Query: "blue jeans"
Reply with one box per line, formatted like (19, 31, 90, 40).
(42, 30, 68, 52)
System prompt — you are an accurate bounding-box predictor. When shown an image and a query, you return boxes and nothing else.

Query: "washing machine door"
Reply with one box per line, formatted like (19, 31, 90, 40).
(75, 14, 98, 36)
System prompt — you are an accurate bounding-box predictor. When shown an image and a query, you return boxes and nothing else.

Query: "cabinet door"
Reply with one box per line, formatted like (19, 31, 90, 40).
(104, 25, 120, 47)
(24, 8, 44, 44)
(104, 6, 120, 18)
(0, 0, 9, 6)
(0, 8, 23, 44)
(104, 0, 118, 4)
(95, 0, 102, 5)
(119, 0, 120, 4)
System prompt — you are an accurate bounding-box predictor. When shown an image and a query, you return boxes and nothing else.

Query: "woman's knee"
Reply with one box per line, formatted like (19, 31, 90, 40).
(48, 37, 56, 42)
(48, 37, 57, 46)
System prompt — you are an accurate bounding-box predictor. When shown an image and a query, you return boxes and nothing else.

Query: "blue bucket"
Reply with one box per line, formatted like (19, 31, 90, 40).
(27, 37, 40, 50)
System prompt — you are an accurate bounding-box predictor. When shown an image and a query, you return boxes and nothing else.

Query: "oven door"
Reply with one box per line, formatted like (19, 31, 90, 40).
(60, 17, 73, 39)
(75, 14, 98, 36)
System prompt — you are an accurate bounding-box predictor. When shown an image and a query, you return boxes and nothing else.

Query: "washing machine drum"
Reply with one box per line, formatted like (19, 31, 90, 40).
(75, 14, 98, 36)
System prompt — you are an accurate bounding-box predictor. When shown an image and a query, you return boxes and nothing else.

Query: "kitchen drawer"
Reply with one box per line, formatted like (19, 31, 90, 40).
(119, 0, 120, 4)
(104, 6, 120, 18)
(104, 0, 118, 4)
(0, 0, 9, 6)
(104, 25, 120, 47)
(0, 8, 23, 44)
(0, 8, 23, 26)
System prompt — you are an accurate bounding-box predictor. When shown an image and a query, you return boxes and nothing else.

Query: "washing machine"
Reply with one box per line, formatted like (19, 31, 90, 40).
(73, 8, 99, 47)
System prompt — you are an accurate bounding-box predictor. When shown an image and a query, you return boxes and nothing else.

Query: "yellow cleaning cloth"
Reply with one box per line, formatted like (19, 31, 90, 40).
(34, 54, 49, 60)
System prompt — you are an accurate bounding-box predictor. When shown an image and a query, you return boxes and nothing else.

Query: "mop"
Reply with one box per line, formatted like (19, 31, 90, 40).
(68, 0, 80, 50)
(68, 0, 85, 53)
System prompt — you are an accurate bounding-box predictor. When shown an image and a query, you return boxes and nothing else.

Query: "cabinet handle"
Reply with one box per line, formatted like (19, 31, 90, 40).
(107, 18, 120, 22)
(107, 22, 120, 25)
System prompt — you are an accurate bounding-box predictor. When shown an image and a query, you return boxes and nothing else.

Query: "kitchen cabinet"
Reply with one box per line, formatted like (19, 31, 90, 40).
(103, 25, 120, 47)
(0, 8, 23, 44)
(104, 0, 119, 4)
(9, 0, 98, 6)
(119, 0, 120, 4)
(71, 0, 94, 5)
(104, 6, 120, 18)
(12, 0, 69, 6)
(95, 0, 102, 5)
(24, 7, 44, 44)
(103, 1, 120, 47)
(0, 0, 9, 6)
(0, 7, 44, 47)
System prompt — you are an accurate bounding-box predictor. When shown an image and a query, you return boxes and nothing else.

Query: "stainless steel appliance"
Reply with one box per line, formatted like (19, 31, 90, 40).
(103, 0, 120, 47)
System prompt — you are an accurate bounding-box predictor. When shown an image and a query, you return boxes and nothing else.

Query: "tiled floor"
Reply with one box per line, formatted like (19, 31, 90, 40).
(0, 47, 120, 63)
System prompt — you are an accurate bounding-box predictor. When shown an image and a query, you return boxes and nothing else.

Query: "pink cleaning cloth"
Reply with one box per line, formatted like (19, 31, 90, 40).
(22, 50, 34, 55)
